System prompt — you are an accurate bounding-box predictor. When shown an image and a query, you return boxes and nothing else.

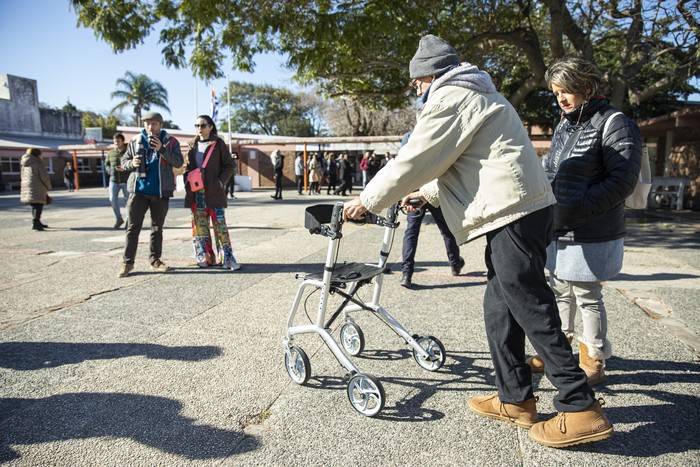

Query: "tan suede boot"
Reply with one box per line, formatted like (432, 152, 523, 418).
(529, 399, 614, 448)
(526, 335, 573, 373)
(468, 394, 540, 428)
(579, 340, 606, 385)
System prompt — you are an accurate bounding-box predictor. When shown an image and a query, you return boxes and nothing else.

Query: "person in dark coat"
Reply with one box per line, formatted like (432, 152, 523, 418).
(527, 57, 642, 389)
(270, 150, 284, 200)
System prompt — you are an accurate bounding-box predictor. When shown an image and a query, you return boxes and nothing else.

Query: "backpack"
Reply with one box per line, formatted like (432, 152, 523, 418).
(601, 112, 652, 209)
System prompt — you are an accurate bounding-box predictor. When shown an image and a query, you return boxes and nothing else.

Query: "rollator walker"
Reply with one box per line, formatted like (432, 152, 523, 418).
(282, 202, 446, 417)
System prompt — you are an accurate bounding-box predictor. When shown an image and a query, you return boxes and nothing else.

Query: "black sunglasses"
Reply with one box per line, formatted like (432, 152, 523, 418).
(194, 123, 210, 129)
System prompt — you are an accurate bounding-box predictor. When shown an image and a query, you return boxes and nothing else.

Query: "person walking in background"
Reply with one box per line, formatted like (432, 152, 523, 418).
(20, 147, 51, 231)
(325, 153, 338, 195)
(344, 34, 613, 448)
(294, 153, 304, 195)
(63, 161, 75, 192)
(184, 115, 240, 270)
(308, 154, 322, 195)
(347, 157, 356, 195)
(367, 152, 382, 185)
(104, 132, 129, 228)
(225, 151, 238, 199)
(360, 152, 370, 188)
(525, 57, 642, 386)
(398, 132, 464, 288)
(318, 152, 328, 194)
(270, 149, 284, 200)
(118, 111, 183, 278)
(334, 153, 352, 196)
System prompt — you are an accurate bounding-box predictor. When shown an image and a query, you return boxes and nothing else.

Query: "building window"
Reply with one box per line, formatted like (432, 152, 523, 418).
(75, 157, 91, 173)
(0, 156, 54, 174)
(0, 157, 21, 174)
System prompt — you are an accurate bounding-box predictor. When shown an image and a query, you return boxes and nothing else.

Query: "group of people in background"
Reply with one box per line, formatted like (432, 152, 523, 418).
(288, 151, 360, 198)
(360, 151, 393, 188)
(17, 33, 642, 449)
(19, 111, 242, 278)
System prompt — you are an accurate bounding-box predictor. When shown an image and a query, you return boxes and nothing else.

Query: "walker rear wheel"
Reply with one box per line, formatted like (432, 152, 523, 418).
(285, 346, 311, 385)
(347, 373, 385, 417)
(412, 335, 446, 371)
(340, 322, 365, 356)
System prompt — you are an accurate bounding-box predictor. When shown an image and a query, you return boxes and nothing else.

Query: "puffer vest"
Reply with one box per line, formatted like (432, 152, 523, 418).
(545, 99, 641, 243)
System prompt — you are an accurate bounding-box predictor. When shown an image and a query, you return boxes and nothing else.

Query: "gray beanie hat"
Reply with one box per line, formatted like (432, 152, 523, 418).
(409, 35, 460, 79)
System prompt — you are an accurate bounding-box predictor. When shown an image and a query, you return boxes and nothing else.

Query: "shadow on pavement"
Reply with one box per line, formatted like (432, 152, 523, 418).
(613, 272, 700, 282)
(0, 393, 257, 462)
(299, 349, 495, 423)
(0, 342, 222, 370)
(530, 356, 700, 455)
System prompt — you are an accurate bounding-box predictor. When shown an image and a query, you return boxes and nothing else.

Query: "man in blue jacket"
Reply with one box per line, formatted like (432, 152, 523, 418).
(118, 111, 184, 278)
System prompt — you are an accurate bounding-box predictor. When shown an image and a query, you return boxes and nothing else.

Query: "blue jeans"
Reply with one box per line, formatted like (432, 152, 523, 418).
(109, 181, 128, 220)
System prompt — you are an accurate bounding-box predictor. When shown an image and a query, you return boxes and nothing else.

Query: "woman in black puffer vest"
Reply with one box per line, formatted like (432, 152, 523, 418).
(527, 57, 642, 386)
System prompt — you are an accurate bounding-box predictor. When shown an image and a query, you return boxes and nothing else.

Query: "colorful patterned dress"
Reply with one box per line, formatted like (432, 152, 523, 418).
(191, 189, 239, 269)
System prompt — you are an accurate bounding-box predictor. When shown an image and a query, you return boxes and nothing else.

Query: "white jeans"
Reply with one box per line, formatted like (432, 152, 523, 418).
(550, 273, 611, 359)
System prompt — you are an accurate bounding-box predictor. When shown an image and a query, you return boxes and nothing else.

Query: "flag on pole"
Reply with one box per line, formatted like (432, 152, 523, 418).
(210, 85, 219, 121)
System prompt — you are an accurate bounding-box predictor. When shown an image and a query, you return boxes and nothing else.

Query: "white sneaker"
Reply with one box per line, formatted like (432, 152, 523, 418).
(225, 261, 242, 271)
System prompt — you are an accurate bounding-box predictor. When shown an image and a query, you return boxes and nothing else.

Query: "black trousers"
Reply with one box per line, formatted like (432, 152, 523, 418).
(401, 204, 460, 274)
(336, 175, 352, 196)
(326, 175, 337, 194)
(295, 175, 303, 194)
(483, 206, 594, 412)
(274, 172, 283, 198)
(123, 193, 170, 265)
(30, 203, 44, 221)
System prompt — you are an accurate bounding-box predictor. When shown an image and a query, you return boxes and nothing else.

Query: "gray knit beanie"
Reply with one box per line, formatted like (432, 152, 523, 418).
(409, 35, 460, 79)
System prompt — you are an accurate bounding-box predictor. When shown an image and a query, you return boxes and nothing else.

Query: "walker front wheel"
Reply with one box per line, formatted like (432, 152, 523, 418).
(340, 322, 365, 356)
(412, 335, 446, 371)
(347, 373, 385, 417)
(285, 346, 311, 385)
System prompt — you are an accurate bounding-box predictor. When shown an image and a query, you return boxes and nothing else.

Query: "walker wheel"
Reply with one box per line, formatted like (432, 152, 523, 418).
(340, 322, 365, 356)
(346, 373, 385, 417)
(285, 346, 311, 385)
(412, 335, 446, 371)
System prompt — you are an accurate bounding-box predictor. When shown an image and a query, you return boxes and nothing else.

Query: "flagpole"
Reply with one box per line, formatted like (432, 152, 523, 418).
(227, 74, 232, 154)
(194, 78, 198, 119)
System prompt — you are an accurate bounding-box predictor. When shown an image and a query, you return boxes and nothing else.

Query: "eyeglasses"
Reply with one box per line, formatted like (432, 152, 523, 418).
(194, 123, 210, 129)
(410, 78, 419, 90)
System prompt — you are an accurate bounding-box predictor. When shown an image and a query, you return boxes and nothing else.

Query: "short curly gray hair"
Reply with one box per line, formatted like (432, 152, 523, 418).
(545, 57, 603, 100)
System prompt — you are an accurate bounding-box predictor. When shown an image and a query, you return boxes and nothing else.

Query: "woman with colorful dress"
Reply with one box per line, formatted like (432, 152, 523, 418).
(183, 115, 240, 270)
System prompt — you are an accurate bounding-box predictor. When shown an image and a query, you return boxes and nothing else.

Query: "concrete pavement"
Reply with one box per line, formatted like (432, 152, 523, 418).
(0, 187, 699, 466)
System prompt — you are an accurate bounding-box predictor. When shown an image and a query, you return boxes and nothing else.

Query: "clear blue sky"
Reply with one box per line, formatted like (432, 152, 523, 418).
(0, 0, 302, 130)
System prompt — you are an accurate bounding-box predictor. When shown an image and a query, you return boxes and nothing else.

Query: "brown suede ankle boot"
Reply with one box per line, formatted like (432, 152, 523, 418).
(526, 335, 573, 373)
(579, 341, 606, 385)
(526, 354, 546, 373)
(468, 394, 540, 428)
(529, 399, 614, 448)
